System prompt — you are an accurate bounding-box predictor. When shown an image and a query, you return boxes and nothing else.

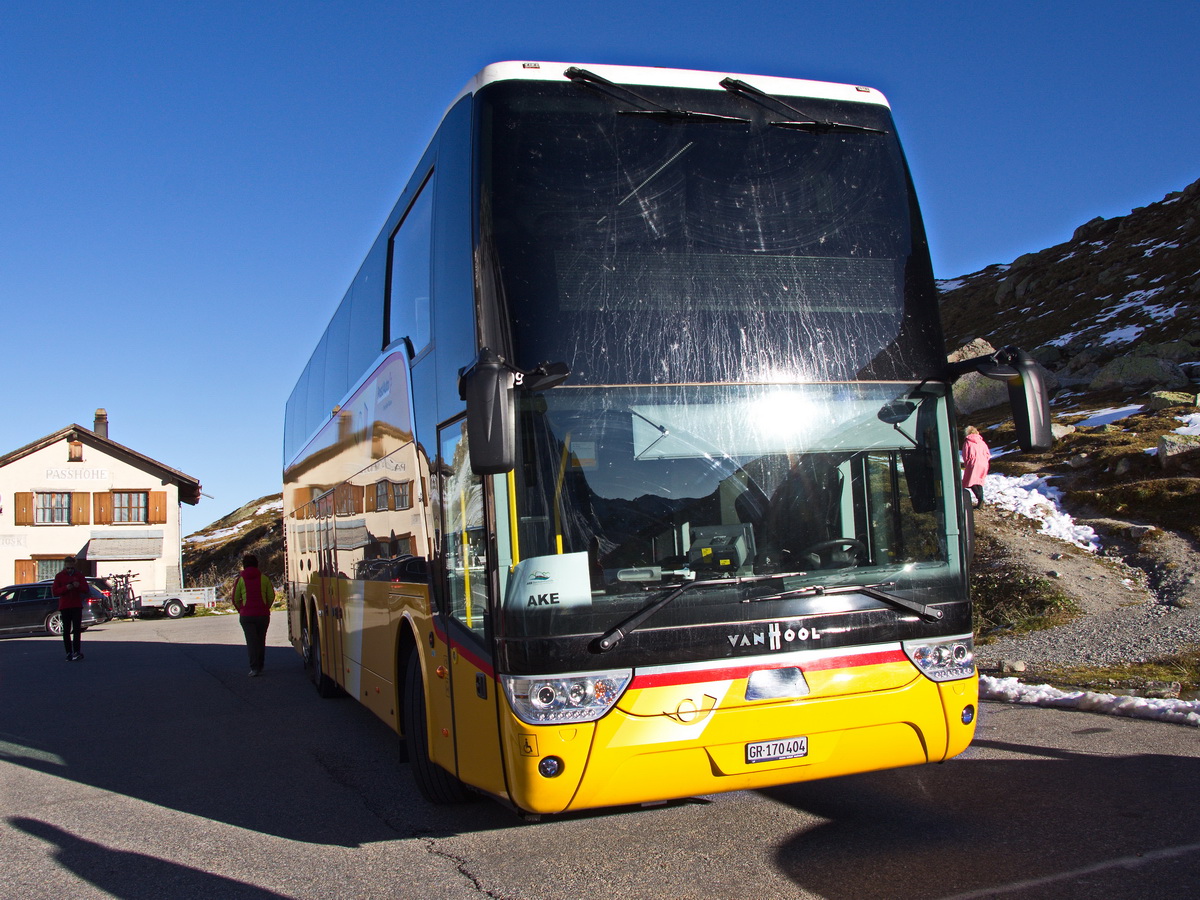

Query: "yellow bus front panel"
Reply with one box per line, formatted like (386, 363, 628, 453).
(498, 648, 976, 815)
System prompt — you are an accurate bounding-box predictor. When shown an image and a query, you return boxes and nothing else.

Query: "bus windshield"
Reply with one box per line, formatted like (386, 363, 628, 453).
(497, 382, 959, 642)
(478, 80, 943, 385)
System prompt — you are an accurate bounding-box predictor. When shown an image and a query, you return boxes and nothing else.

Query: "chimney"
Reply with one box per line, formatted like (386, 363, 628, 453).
(94, 408, 108, 439)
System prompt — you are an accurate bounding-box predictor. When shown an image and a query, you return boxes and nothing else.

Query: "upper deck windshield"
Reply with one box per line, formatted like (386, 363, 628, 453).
(477, 78, 944, 384)
(494, 382, 961, 649)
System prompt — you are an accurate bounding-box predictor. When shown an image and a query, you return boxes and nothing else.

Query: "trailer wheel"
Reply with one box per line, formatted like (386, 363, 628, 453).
(164, 600, 185, 619)
(403, 652, 473, 804)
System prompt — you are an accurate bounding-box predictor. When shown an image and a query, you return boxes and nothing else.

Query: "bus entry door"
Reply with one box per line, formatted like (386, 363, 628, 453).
(439, 423, 506, 797)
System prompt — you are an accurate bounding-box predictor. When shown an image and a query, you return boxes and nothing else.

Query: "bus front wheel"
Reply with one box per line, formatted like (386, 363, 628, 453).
(403, 652, 473, 804)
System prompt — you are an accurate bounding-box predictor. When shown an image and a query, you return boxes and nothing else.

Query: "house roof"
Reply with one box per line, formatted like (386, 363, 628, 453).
(0, 424, 203, 505)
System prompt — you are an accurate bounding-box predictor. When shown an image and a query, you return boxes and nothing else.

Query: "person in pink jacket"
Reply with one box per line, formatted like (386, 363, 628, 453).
(232, 554, 274, 677)
(961, 426, 991, 508)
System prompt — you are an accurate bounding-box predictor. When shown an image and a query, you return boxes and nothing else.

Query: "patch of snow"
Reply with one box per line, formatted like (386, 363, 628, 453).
(981, 675, 1200, 728)
(1072, 405, 1142, 428)
(255, 499, 283, 516)
(1142, 240, 1180, 256)
(186, 521, 251, 543)
(1176, 413, 1200, 436)
(1100, 324, 1146, 345)
(938, 278, 967, 292)
(983, 473, 1100, 551)
(1048, 327, 1091, 348)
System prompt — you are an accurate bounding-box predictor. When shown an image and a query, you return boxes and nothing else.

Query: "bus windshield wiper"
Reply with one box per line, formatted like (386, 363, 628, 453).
(719, 77, 887, 134)
(593, 572, 790, 653)
(745, 580, 942, 622)
(566, 67, 749, 124)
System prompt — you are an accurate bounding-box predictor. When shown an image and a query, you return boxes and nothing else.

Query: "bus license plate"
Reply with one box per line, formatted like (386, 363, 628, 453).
(745, 736, 808, 764)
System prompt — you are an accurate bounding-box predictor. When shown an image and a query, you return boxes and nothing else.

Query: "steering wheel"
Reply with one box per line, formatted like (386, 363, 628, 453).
(798, 538, 866, 568)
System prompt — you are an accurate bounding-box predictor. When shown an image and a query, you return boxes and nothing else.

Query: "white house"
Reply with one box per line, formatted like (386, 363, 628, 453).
(0, 409, 201, 589)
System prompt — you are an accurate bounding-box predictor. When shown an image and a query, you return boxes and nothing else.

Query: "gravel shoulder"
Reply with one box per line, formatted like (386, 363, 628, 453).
(973, 506, 1200, 670)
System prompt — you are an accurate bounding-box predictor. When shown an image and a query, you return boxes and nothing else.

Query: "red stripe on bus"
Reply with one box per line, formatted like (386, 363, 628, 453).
(630, 648, 906, 689)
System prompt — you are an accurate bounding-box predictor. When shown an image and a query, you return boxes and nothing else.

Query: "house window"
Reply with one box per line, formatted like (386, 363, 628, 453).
(113, 491, 149, 523)
(68, 441, 84, 461)
(375, 481, 390, 511)
(37, 559, 65, 581)
(394, 481, 413, 510)
(35, 492, 71, 524)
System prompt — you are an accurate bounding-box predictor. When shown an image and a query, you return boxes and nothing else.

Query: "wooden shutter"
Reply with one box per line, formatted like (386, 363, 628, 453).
(13, 493, 33, 526)
(14, 559, 36, 583)
(94, 492, 112, 525)
(148, 492, 168, 524)
(71, 492, 91, 525)
(352, 485, 365, 515)
(365, 485, 377, 513)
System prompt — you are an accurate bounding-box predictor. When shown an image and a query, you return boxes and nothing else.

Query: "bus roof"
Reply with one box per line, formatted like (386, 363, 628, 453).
(451, 60, 891, 111)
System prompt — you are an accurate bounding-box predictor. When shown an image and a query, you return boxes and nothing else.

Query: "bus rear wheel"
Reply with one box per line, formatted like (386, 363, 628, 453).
(403, 652, 473, 804)
(306, 615, 339, 698)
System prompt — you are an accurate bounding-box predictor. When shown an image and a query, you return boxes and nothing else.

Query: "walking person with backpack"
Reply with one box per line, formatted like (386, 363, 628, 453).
(53, 557, 90, 661)
(232, 554, 274, 677)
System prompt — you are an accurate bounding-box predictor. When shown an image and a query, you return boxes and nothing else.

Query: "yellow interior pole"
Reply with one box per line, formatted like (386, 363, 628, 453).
(460, 486, 472, 628)
(553, 435, 572, 555)
(507, 469, 520, 566)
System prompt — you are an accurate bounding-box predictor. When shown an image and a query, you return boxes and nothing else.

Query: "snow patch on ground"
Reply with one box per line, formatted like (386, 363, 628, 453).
(983, 473, 1100, 551)
(1176, 412, 1200, 435)
(1072, 405, 1142, 428)
(981, 675, 1200, 727)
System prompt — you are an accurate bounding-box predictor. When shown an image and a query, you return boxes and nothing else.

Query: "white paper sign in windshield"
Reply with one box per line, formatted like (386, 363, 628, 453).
(505, 552, 593, 611)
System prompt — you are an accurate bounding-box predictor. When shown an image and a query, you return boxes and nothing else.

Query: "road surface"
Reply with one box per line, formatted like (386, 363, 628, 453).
(2, 615, 1198, 899)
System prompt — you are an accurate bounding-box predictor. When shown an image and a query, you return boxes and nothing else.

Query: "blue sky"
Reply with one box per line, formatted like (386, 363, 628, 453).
(3, 1, 1198, 530)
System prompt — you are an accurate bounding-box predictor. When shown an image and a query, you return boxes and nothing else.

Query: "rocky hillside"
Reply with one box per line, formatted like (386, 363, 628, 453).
(940, 176, 1200, 394)
(941, 174, 1200, 675)
(183, 494, 283, 596)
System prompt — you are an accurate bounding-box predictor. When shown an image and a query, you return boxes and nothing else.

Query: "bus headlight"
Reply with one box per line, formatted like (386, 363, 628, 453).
(502, 670, 633, 724)
(902, 635, 975, 682)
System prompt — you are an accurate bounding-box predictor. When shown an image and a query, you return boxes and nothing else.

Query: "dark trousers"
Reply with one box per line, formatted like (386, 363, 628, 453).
(240, 615, 270, 671)
(61, 607, 83, 656)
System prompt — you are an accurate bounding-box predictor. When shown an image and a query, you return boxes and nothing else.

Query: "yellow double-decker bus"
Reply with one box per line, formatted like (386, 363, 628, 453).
(283, 61, 1050, 816)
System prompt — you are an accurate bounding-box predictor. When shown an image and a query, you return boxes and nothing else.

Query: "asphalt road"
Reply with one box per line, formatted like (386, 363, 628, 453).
(2, 615, 1199, 900)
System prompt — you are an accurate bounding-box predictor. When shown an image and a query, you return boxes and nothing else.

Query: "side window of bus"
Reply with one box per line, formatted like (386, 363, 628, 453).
(388, 177, 434, 356)
(438, 421, 487, 637)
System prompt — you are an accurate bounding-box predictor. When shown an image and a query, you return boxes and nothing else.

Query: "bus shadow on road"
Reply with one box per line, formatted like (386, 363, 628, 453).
(759, 736, 1200, 900)
(0, 634, 521, 847)
(9, 818, 292, 899)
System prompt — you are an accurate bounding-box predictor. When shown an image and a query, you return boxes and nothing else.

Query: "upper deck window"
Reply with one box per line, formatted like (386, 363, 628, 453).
(388, 178, 434, 356)
(477, 80, 941, 384)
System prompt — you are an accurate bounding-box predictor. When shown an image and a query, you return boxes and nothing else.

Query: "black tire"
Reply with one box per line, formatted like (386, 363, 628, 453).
(164, 600, 185, 619)
(45, 612, 63, 636)
(306, 613, 340, 698)
(403, 652, 472, 803)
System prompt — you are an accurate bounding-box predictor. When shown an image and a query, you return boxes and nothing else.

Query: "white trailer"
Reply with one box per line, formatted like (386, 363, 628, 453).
(132, 586, 218, 619)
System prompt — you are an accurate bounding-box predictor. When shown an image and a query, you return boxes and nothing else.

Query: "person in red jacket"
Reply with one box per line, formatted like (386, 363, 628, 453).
(52, 557, 90, 661)
(232, 554, 274, 677)
(962, 425, 992, 509)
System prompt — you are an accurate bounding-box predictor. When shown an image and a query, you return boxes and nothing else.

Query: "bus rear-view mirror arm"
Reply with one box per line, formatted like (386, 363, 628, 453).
(458, 349, 571, 474)
(945, 346, 1053, 452)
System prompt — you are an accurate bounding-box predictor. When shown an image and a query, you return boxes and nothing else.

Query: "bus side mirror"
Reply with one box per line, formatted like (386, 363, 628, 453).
(947, 346, 1053, 453)
(459, 349, 517, 474)
(1003, 351, 1053, 452)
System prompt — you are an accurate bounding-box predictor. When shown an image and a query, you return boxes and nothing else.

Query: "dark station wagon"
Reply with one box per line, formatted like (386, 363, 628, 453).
(0, 581, 111, 637)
